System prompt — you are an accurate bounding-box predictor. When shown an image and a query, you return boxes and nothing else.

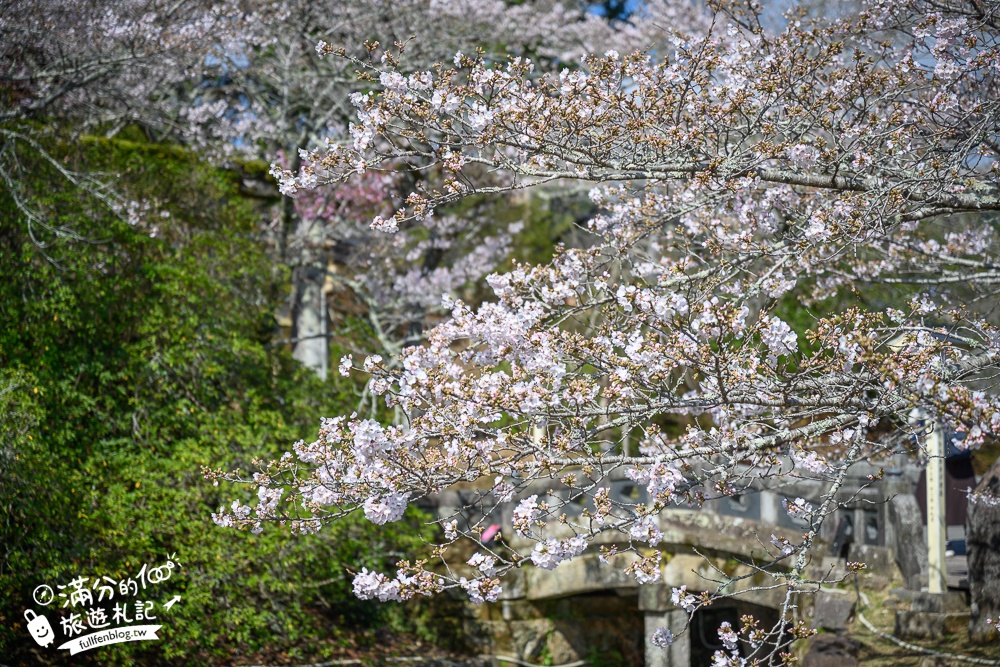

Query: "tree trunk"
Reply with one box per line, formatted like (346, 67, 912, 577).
(967, 455, 1000, 643)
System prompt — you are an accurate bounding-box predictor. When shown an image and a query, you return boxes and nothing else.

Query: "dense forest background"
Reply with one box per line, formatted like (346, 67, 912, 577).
(0, 129, 470, 665)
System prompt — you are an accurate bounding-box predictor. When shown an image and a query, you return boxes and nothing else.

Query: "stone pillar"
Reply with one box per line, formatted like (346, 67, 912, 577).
(886, 494, 928, 589)
(290, 214, 329, 380)
(925, 421, 947, 594)
(881, 458, 910, 576)
(640, 585, 690, 667)
(292, 268, 328, 379)
(643, 610, 689, 667)
(759, 490, 778, 526)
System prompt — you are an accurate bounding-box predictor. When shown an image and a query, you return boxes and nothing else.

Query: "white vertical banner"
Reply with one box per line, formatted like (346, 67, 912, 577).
(925, 420, 948, 594)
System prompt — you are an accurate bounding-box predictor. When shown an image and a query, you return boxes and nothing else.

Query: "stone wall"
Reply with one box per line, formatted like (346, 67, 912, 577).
(465, 593, 644, 665)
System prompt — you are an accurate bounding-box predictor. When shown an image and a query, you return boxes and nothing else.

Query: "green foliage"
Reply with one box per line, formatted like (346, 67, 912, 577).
(0, 132, 435, 664)
(585, 646, 628, 667)
(443, 189, 583, 270)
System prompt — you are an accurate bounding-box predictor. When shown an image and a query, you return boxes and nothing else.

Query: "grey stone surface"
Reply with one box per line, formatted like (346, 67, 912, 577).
(477, 594, 644, 666)
(889, 587, 917, 601)
(847, 544, 893, 575)
(892, 611, 944, 639)
(968, 456, 1000, 643)
(500, 600, 543, 622)
(638, 584, 672, 612)
(644, 609, 689, 667)
(546, 629, 582, 665)
(812, 590, 855, 631)
(525, 552, 640, 600)
(888, 494, 928, 589)
(862, 574, 891, 591)
(510, 619, 554, 661)
(820, 556, 847, 581)
(896, 611, 945, 640)
(498, 568, 526, 600)
(895, 610, 971, 640)
(802, 633, 861, 667)
(909, 591, 968, 614)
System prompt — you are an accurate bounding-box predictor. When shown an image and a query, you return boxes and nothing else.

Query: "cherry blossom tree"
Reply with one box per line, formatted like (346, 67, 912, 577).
(191, 0, 709, 378)
(219, 0, 1000, 661)
(0, 0, 253, 251)
(3, 0, 693, 370)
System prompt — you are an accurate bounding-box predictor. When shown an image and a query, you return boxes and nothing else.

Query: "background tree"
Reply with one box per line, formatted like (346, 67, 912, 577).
(2, 0, 691, 375)
(0, 132, 455, 666)
(0, 0, 249, 247)
(189, 0, 708, 379)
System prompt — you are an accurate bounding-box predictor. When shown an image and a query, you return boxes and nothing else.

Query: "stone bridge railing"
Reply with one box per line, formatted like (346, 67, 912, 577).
(423, 459, 922, 666)
(430, 458, 912, 594)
